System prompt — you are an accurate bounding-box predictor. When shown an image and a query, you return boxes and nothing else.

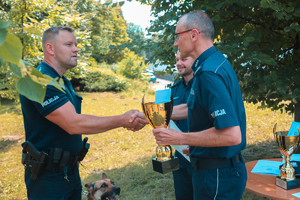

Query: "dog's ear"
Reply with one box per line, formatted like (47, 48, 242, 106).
(85, 182, 94, 191)
(102, 173, 108, 179)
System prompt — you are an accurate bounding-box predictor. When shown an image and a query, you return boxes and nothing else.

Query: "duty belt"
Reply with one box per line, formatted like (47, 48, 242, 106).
(190, 153, 243, 170)
(21, 137, 90, 180)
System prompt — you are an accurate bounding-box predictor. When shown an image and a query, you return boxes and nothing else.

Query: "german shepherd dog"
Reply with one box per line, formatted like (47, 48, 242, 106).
(85, 173, 121, 200)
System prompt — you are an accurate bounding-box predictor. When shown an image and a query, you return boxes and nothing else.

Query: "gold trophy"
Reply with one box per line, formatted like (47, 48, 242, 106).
(273, 123, 300, 189)
(142, 96, 179, 174)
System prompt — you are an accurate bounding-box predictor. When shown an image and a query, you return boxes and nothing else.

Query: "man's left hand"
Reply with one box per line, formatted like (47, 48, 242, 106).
(152, 128, 183, 145)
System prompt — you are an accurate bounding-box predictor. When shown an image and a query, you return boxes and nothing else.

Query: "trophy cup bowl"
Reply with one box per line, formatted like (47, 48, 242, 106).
(273, 123, 300, 189)
(141, 96, 179, 174)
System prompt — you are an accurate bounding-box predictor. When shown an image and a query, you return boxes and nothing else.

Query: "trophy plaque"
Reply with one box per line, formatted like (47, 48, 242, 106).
(142, 96, 179, 174)
(273, 123, 300, 190)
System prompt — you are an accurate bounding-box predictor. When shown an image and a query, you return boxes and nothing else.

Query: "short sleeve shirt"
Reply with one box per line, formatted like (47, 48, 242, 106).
(171, 77, 194, 167)
(187, 47, 246, 159)
(19, 62, 83, 155)
(171, 77, 194, 132)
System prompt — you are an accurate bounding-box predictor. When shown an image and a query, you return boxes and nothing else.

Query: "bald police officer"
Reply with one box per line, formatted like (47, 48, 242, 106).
(153, 11, 247, 200)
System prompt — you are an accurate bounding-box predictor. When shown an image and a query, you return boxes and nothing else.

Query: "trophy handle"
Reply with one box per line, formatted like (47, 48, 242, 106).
(168, 145, 174, 159)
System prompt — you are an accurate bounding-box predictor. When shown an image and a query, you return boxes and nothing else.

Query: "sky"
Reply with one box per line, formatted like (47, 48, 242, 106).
(119, 1, 154, 32)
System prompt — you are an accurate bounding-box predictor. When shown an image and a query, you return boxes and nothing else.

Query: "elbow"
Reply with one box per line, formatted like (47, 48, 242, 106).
(230, 135, 241, 146)
(63, 126, 82, 135)
(229, 127, 242, 146)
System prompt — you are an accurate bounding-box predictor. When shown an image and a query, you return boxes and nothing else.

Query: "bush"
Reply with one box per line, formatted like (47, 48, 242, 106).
(117, 48, 147, 79)
(0, 64, 18, 101)
(79, 67, 128, 92)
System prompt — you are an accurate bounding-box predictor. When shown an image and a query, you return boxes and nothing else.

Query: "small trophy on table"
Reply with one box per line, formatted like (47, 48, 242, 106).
(273, 123, 300, 189)
(141, 89, 179, 174)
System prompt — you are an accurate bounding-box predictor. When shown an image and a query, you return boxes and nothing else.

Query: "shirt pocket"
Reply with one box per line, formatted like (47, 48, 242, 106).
(187, 90, 195, 110)
(172, 95, 183, 106)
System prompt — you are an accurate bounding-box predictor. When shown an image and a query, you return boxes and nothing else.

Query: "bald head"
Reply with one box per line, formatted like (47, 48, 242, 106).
(179, 10, 215, 41)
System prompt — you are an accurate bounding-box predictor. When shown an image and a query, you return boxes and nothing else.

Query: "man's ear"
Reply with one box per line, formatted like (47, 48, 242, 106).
(45, 43, 55, 56)
(191, 29, 199, 41)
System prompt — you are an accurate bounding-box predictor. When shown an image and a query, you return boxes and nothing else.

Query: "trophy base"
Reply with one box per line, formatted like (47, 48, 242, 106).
(152, 157, 179, 174)
(276, 176, 300, 190)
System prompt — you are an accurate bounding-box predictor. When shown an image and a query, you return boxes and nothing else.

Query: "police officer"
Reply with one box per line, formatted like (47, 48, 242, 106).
(171, 50, 194, 200)
(153, 10, 247, 200)
(19, 26, 147, 200)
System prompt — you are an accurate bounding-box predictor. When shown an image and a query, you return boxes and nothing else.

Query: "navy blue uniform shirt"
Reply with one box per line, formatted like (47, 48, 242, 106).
(171, 77, 194, 167)
(171, 77, 194, 132)
(187, 46, 246, 159)
(19, 61, 83, 156)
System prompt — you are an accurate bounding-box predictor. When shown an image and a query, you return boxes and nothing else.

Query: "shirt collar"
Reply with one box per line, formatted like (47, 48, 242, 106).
(192, 46, 217, 74)
(182, 76, 194, 87)
(40, 61, 62, 79)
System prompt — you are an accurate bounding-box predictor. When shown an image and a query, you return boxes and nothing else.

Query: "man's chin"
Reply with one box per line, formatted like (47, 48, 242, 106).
(177, 70, 185, 76)
(70, 61, 77, 67)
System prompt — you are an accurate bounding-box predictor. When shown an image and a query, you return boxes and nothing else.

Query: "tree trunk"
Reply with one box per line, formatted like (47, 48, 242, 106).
(295, 102, 300, 122)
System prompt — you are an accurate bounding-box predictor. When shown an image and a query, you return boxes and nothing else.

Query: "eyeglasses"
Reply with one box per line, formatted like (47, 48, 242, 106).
(174, 29, 193, 41)
(174, 29, 201, 41)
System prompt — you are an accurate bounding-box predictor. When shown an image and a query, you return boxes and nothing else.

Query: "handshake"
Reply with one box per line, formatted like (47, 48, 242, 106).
(121, 110, 148, 132)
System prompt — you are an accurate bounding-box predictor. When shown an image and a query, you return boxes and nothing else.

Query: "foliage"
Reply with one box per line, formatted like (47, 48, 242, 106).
(88, 2, 131, 64)
(80, 67, 128, 92)
(126, 23, 148, 58)
(0, 89, 293, 199)
(117, 48, 148, 79)
(143, 0, 300, 116)
(0, 21, 65, 104)
(0, 63, 18, 100)
(0, 0, 140, 102)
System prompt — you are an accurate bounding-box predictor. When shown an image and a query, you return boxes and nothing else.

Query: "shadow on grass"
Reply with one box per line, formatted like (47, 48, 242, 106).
(0, 98, 21, 115)
(0, 139, 19, 153)
(81, 140, 281, 200)
(82, 156, 175, 200)
(242, 139, 282, 162)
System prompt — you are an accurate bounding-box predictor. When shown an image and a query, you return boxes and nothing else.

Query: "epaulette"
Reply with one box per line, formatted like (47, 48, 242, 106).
(194, 51, 228, 76)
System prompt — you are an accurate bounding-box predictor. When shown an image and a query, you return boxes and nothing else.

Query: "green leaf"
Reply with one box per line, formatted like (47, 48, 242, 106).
(30, 67, 65, 92)
(16, 64, 65, 103)
(284, 26, 291, 32)
(0, 33, 22, 65)
(246, 37, 255, 42)
(8, 60, 23, 78)
(16, 75, 47, 104)
(119, 1, 125, 6)
(0, 21, 10, 45)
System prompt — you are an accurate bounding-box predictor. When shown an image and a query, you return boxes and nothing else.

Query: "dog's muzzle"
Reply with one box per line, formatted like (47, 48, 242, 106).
(101, 186, 121, 200)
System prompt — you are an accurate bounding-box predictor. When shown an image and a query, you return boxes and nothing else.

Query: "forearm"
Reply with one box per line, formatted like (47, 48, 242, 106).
(68, 113, 125, 134)
(46, 102, 128, 135)
(171, 104, 188, 120)
(181, 126, 242, 147)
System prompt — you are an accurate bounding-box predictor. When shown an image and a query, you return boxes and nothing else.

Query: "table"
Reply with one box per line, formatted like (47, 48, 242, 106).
(246, 158, 300, 200)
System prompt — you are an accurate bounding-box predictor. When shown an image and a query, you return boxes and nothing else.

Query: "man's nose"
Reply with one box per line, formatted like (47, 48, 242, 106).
(73, 46, 79, 52)
(176, 61, 182, 67)
(173, 40, 178, 47)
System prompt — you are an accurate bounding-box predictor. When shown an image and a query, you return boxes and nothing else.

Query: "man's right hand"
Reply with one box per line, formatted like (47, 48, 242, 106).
(122, 110, 148, 131)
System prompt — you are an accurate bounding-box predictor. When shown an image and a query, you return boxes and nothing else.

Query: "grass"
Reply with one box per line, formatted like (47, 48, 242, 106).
(0, 82, 294, 200)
